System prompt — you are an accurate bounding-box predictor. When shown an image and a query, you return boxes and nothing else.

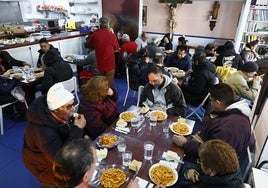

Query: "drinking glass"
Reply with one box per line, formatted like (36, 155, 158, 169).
(144, 141, 155, 160)
(131, 117, 139, 128)
(149, 115, 157, 126)
(122, 151, 132, 167)
(162, 120, 170, 133)
(117, 137, 126, 152)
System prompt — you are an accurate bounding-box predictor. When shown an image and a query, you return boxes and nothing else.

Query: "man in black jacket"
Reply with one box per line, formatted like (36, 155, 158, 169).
(37, 38, 62, 68)
(22, 83, 86, 186)
(38, 50, 73, 94)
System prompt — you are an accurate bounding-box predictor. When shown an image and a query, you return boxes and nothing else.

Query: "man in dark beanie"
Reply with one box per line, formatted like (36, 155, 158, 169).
(38, 50, 73, 94)
(225, 61, 261, 102)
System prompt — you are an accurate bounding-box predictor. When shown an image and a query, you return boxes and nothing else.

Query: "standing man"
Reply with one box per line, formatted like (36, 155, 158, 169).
(37, 38, 62, 68)
(87, 17, 120, 87)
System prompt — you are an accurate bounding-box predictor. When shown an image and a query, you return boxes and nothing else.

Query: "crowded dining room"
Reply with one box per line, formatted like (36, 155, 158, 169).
(1, 0, 268, 187)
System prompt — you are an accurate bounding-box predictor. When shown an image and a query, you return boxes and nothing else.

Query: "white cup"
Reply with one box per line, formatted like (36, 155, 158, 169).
(117, 137, 126, 152)
(149, 115, 157, 126)
(122, 151, 132, 167)
(144, 141, 155, 160)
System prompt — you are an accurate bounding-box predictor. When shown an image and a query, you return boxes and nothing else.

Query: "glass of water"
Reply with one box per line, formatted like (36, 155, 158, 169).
(131, 117, 139, 128)
(149, 115, 157, 126)
(144, 141, 155, 160)
(117, 137, 126, 152)
(122, 151, 132, 167)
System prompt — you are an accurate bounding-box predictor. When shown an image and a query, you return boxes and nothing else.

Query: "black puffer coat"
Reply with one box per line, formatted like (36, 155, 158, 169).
(22, 95, 84, 185)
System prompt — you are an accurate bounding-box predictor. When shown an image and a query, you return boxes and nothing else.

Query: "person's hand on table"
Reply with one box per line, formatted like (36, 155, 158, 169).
(173, 135, 187, 147)
(185, 169, 200, 183)
(127, 178, 140, 188)
(74, 114, 86, 129)
(13, 74, 22, 80)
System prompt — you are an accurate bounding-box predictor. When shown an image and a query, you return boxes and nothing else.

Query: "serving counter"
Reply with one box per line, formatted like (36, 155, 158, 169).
(0, 31, 88, 67)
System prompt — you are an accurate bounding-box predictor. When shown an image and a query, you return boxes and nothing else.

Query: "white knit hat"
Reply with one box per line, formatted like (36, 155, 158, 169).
(47, 83, 74, 110)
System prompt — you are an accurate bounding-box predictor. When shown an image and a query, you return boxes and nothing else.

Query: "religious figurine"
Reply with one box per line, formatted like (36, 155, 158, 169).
(209, 1, 220, 31)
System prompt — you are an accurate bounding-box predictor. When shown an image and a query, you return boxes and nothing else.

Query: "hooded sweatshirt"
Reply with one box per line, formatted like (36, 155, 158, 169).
(181, 61, 217, 106)
(183, 100, 252, 160)
(139, 74, 186, 116)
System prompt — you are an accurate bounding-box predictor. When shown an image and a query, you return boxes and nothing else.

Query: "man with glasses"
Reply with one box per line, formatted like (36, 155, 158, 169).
(139, 65, 186, 116)
(22, 83, 86, 187)
(173, 83, 253, 165)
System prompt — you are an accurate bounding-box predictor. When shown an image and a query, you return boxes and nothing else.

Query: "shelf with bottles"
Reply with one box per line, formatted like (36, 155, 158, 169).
(242, 33, 268, 45)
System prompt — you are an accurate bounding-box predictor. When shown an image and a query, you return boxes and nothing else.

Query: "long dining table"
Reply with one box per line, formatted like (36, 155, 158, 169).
(91, 105, 196, 188)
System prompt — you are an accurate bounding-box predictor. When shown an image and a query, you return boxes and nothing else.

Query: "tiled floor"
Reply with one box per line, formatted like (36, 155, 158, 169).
(0, 76, 137, 187)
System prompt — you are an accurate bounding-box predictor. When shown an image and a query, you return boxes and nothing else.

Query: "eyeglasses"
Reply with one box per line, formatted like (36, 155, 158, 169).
(62, 103, 75, 110)
(197, 158, 203, 165)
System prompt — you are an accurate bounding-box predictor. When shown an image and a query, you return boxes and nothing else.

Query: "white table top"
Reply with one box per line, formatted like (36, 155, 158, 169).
(252, 167, 268, 188)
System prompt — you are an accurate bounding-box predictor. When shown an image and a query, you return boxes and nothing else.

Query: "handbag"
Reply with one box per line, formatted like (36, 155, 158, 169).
(10, 86, 26, 102)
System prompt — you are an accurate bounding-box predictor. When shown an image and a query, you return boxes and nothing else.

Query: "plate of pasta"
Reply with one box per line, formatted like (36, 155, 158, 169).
(149, 110, 167, 121)
(89, 164, 129, 188)
(170, 122, 192, 136)
(149, 163, 178, 186)
(96, 133, 119, 149)
(119, 111, 137, 122)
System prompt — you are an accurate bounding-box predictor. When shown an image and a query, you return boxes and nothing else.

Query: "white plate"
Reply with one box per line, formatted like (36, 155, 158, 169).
(149, 163, 178, 186)
(96, 133, 119, 149)
(89, 164, 129, 188)
(148, 110, 167, 121)
(119, 111, 137, 122)
(166, 67, 179, 72)
(170, 122, 192, 136)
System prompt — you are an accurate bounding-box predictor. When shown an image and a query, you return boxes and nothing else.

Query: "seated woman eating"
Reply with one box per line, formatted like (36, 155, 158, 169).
(78, 76, 119, 140)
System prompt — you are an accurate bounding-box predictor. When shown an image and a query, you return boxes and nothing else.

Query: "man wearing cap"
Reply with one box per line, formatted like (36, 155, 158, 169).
(22, 83, 86, 186)
(120, 33, 138, 58)
(87, 17, 120, 87)
(225, 61, 261, 102)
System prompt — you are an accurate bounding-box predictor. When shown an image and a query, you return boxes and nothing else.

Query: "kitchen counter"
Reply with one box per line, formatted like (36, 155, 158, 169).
(0, 31, 88, 51)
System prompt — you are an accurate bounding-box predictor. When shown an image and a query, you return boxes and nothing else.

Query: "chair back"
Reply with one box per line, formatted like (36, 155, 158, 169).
(61, 76, 80, 111)
(0, 98, 28, 135)
(136, 85, 144, 106)
(239, 147, 252, 182)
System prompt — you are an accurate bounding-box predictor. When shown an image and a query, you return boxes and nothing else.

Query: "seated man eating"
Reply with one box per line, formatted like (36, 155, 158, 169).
(139, 65, 186, 116)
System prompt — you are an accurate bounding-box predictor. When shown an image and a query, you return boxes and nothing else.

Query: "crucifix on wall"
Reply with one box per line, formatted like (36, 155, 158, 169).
(165, 0, 187, 40)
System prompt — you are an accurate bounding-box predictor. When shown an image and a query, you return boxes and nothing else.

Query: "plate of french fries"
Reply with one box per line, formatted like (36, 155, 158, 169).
(170, 122, 192, 136)
(119, 111, 137, 122)
(96, 133, 119, 149)
(148, 110, 167, 121)
(149, 163, 178, 186)
(89, 164, 129, 188)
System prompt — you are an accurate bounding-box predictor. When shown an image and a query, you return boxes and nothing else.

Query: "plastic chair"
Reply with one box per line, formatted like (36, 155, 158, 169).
(185, 77, 219, 121)
(61, 76, 80, 112)
(136, 85, 144, 106)
(0, 99, 28, 135)
(123, 65, 137, 106)
(240, 147, 252, 182)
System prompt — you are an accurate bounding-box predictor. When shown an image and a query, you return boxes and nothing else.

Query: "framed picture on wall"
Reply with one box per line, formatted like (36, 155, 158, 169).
(142, 6, 147, 26)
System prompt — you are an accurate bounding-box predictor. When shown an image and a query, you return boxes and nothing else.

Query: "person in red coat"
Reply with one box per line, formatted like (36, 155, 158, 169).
(87, 17, 120, 87)
(120, 33, 138, 58)
(78, 76, 119, 140)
